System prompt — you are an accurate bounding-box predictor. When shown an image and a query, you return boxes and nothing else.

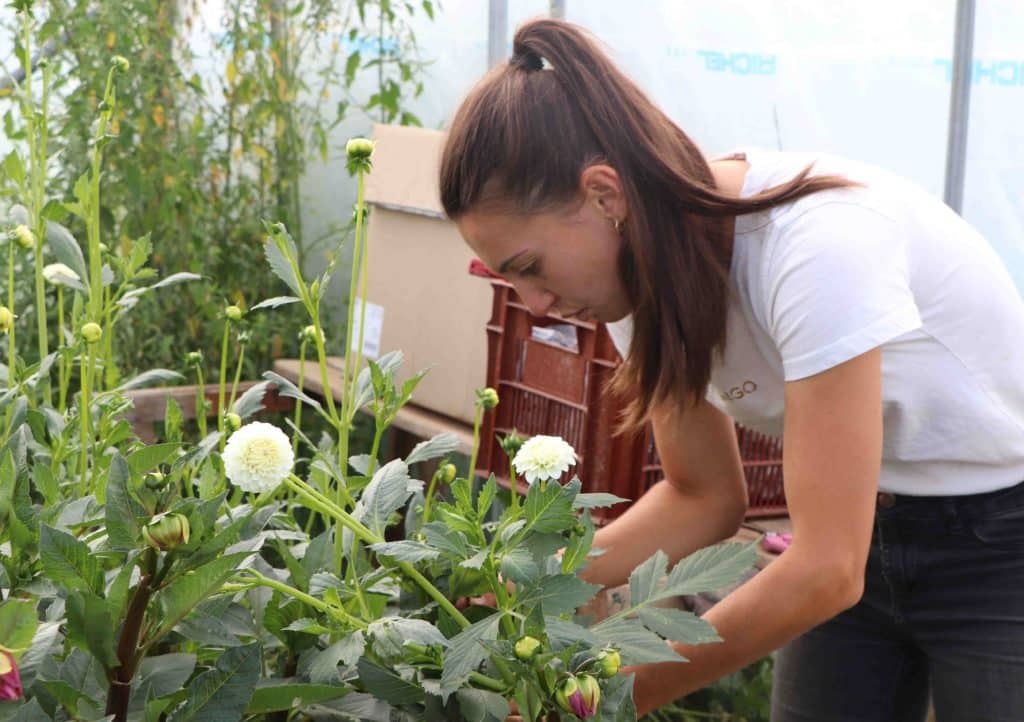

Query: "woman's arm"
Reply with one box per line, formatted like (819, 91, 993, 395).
(629, 348, 882, 716)
(581, 395, 749, 589)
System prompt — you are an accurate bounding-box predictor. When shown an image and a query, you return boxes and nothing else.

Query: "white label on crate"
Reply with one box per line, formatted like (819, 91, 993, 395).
(531, 324, 578, 353)
(350, 298, 384, 360)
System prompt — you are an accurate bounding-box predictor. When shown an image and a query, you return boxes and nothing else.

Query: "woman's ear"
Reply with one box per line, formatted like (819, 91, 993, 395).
(580, 164, 628, 223)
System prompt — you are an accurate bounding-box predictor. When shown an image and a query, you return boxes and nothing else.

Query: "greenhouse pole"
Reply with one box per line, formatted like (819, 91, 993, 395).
(943, 0, 976, 214)
(488, 0, 508, 68)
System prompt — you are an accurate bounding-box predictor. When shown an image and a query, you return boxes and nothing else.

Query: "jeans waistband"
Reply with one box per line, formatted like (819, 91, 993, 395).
(875, 478, 1024, 521)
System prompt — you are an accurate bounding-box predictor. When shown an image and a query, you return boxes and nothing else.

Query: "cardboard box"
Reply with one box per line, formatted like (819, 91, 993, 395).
(361, 124, 492, 426)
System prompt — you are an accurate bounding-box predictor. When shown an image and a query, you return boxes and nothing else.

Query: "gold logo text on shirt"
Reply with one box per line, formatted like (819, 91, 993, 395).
(720, 380, 758, 402)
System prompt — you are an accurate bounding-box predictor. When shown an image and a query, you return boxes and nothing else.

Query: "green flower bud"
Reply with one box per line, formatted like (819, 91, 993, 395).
(299, 325, 323, 345)
(225, 305, 243, 321)
(498, 429, 527, 457)
(225, 412, 242, 432)
(81, 322, 102, 344)
(236, 330, 252, 345)
(575, 675, 601, 717)
(144, 471, 167, 489)
(0, 306, 14, 334)
(111, 55, 130, 73)
(142, 513, 190, 551)
(439, 462, 457, 484)
(269, 221, 286, 235)
(98, 242, 109, 253)
(596, 648, 621, 678)
(11, 224, 34, 249)
(514, 636, 542, 662)
(345, 137, 375, 161)
(475, 387, 499, 410)
(185, 350, 203, 366)
(555, 676, 580, 716)
(309, 279, 320, 299)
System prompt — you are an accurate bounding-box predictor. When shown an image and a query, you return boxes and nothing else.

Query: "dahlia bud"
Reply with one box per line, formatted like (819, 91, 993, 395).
(475, 387, 499, 410)
(596, 648, 621, 678)
(498, 429, 527, 458)
(299, 325, 323, 345)
(144, 471, 167, 489)
(225, 412, 242, 432)
(225, 305, 243, 321)
(11, 224, 34, 249)
(236, 330, 252, 345)
(345, 137, 375, 161)
(309, 279, 320, 299)
(556, 675, 599, 718)
(439, 462, 457, 484)
(0, 306, 14, 334)
(81, 322, 102, 344)
(142, 513, 190, 551)
(514, 636, 542, 662)
(98, 242, 109, 253)
(111, 55, 130, 73)
(185, 350, 203, 367)
(0, 650, 22, 701)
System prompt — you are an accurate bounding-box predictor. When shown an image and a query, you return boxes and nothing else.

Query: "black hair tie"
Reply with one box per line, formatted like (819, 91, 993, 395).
(511, 50, 544, 72)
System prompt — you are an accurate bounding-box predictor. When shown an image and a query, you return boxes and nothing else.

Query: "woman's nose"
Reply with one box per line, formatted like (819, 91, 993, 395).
(517, 284, 556, 318)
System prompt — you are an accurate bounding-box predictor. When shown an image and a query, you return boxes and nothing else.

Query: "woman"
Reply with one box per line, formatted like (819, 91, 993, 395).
(439, 17, 1024, 722)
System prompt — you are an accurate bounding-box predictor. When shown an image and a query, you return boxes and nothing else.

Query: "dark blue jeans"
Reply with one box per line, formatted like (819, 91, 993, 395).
(771, 480, 1024, 721)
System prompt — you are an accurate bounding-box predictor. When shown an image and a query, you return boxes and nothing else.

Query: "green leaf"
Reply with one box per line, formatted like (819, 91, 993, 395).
(66, 591, 118, 669)
(231, 381, 271, 419)
(133, 653, 196, 703)
(39, 524, 103, 595)
(440, 614, 502, 696)
(404, 433, 458, 465)
(456, 688, 509, 722)
(367, 617, 448, 655)
(105, 454, 144, 550)
(357, 657, 424, 706)
(595, 673, 637, 722)
(167, 643, 260, 722)
(499, 548, 538, 585)
(262, 370, 323, 411)
(661, 542, 758, 599)
(560, 510, 595, 574)
(592, 618, 687, 665)
(420, 522, 471, 558)
(113, 369, 185, 392)
(477, 475, 497, 518)
(369, 540, 439, 563)
(573, 491, 630, 510)
(345, 51, 361, 84)
(250, 295, 301, 311)
(0, 600, 37, 653)
(263, 235, 304, 297)
(309, 632, 365, 684)
(127, 443, 179, 477)
(3, 152, 25, 188)
(628, 550, 668, 608)
(516, 574, 600, 616)
(636, 607, 722, 645)
(522, 478, 577, 534)
(152, 552, 255, 640)
(359, 460, 411, 537)
(44, 220, 88, 293)
(543, 616, 600, 651)
(246, 680, 350, 714)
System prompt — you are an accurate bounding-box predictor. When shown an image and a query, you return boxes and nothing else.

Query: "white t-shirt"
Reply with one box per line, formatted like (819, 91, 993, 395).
(608, 149, 1024, 495)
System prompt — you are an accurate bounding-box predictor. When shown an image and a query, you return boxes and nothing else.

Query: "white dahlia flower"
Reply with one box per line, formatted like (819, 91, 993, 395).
(223, 421, 294, 493)
(43, 263, 80, 286)
(512, 435, 577, 485)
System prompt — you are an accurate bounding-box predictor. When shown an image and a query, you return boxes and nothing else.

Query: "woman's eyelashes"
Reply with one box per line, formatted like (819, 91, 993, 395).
(518, 260, 540, 278)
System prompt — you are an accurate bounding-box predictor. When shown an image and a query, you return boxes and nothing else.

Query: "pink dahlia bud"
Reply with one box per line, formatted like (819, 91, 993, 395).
(0, 651, 23, 701)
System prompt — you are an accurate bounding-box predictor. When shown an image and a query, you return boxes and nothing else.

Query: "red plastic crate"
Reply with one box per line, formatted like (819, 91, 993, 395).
(476, 278, 786, 519)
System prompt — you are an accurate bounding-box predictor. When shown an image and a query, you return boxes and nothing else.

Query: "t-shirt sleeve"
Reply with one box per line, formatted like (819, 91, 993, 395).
(765, 201, 923, 381)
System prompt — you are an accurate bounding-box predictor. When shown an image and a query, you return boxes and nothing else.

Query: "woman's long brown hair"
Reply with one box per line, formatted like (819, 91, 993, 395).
(440, 18, 858, 432)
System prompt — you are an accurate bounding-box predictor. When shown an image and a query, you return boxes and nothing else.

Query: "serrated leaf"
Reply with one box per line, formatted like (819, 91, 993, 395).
(404, 433, 458, 465)
(309, 632, 365, 684)
(133, 653, 196, 704)
(636, 607, 722, 645)
(264, 236, 303, 297)
(661, 542, 758, 599)
(150, 271, 202, 290)
(230, 380, 271, 419)
(420, 522, 471, 559)
(369, 540, 439, 563)
(44, 220, 88, 290)
(573, 491, 630, 510)
(359, 460, 411, 537)
(246, 680, 350, 714)
(127, 443, 179, 476)
(65, 592, 118, 668)
(460, 548, 488, 570)
(543, 616, 600, 651)
(348, 454, 372, 475)
(516, 574, 600, 616)
(114, 369, 184, 392)
(499, 548, 538, 585)
(251, 295, 301, 311)
(263, 370, 323, 411)
(592, 618, 687, 665)
(357, 657, 424, 706)
(167, 642, 260, 722)
(440, 614, 502, 696)
(39, 524, 102, 595)
(456, 688, 509, 722)
(522, 478, 578, 534)
(152, 552, 255, 640)
(596, 672, 637, 722)
(105, 455, 144, 550)
(628, 550, 668, 608)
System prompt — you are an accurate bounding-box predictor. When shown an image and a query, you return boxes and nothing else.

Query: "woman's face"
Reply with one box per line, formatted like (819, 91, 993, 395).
(456, 168, 631, 324)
